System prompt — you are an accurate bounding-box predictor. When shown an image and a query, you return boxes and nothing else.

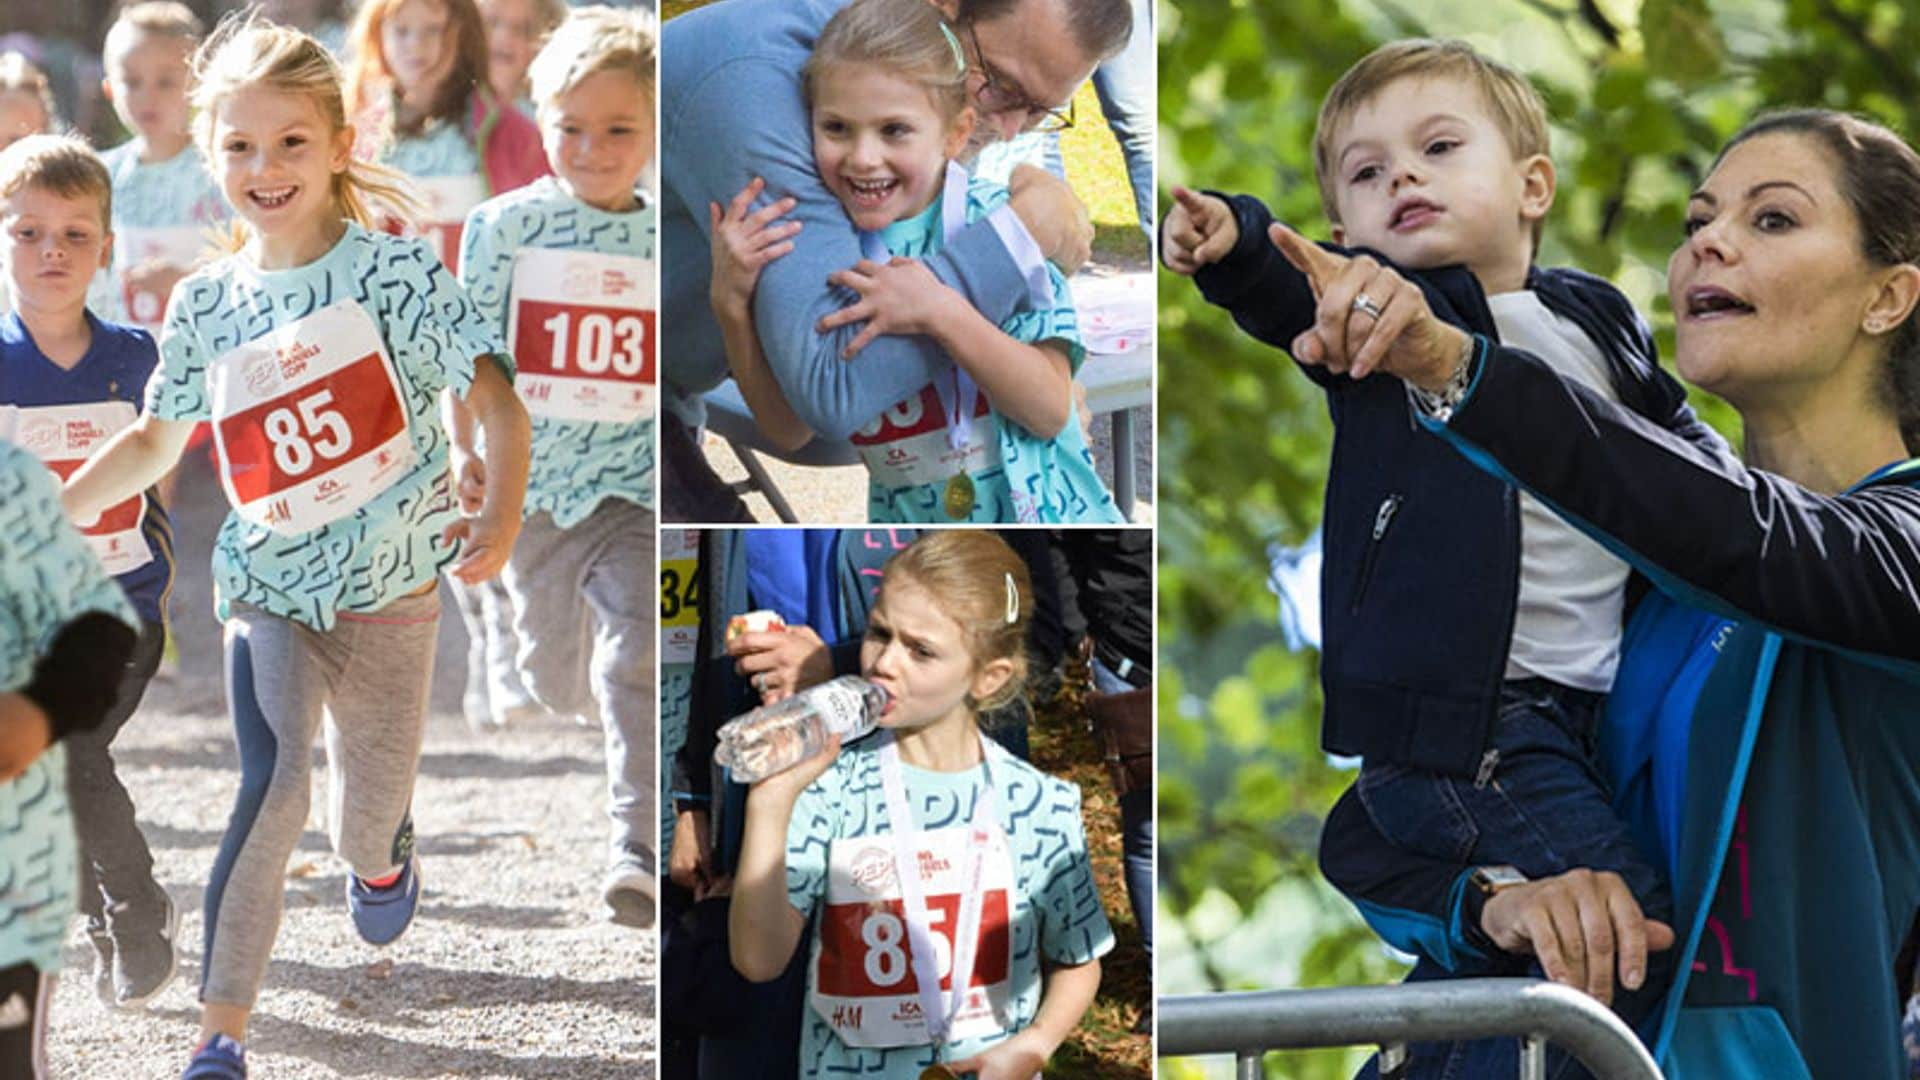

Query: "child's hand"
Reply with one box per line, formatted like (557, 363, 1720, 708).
(1162, 185, 1240, 275)
(124, 261, 190, 310)
(747, 733, 842, 805)
(0, 693, 53, 782)
(709, 177, 801, 320)
(441, 508, 520, 585)
(945, 1029, 1050, 1079)
(451, 452, 487, 514)
(818, 256, 954, 358)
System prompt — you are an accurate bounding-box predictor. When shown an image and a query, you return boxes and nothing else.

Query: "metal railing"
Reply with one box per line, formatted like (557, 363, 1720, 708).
(1159, 978, 1664, 1080)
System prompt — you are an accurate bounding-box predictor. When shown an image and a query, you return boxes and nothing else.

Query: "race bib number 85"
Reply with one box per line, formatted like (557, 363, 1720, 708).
(811, 831, 1016, 1048)
(209, 301, 414, 535)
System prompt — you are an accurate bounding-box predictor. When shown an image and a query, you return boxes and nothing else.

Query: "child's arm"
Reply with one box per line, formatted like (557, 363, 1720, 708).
(821, 256, 1073, 439)
(61, 414, 196, 524)
(946, 957, 1101, 1078)
(441, 357, 530, 584)
(728, 734, 840, 983)
(0, 611, 138, 780)
(710, 178, 814, 451)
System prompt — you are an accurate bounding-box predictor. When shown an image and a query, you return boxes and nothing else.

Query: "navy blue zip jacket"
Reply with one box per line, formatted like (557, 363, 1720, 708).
(1183, 193, 1718, 777)
(1321, 335, 1920, 1078)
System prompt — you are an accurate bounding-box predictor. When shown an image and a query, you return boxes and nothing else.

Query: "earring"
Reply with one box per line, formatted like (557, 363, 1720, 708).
(1867, 318, 1888, 334)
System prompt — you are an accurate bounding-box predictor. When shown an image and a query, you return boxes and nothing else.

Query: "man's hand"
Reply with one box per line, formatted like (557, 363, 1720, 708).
(818, 257, 956, 358)
(1161, 186, 1239, 275)
(1008, 164, 1092, 275)
(0, 693, 54, 782)
(669, 808, 730, 898)
(727, 624, 833, 704)
(1481, 868, 1677, 1006)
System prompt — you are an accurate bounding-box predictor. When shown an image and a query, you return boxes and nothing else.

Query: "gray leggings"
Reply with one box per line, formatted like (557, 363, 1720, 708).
(503, 501, 657, 864)
(202, 592, 439, 1006)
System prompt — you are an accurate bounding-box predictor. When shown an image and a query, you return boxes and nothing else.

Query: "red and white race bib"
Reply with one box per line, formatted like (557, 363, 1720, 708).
(414, 174, 489, 273)
(2, 402, 151, 574)
(850, 383, 996, 490)
(506, 247, 656, 425)
(811, 822, 1015, 1047)
(206, 300, 414, 536)
(114, 225, 206, 332)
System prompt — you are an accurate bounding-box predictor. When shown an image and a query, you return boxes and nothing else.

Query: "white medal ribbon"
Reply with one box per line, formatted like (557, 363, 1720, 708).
(875, 728, 1004, 1047)
(857, 162, 982, 465)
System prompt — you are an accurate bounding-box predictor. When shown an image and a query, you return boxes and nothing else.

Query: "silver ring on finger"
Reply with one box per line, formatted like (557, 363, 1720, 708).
(1352, 292, 1385, 320)
(752, 674, 767, 693)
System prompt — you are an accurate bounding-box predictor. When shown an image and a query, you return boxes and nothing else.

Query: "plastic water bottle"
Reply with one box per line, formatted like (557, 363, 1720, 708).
(715, 676, 890, 782)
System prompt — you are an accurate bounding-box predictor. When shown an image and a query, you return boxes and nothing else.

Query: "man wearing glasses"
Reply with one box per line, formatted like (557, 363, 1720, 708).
(659, 0, 1134, 523)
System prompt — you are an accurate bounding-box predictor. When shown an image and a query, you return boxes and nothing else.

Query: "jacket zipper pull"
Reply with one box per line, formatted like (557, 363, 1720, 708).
(1474, 748, 1500, 789)
(1373, 495, 1402, 540)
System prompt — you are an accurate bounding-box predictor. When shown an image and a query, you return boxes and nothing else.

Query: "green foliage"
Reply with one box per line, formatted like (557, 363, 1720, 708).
(1159, 0, 1918, 1072)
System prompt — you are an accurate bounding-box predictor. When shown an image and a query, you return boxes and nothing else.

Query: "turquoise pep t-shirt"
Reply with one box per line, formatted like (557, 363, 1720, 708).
(851, 167, 1122, 524)
(785, 735, 1114, 1076)
(0, 444, 137, 973)
(461, 176, 658, 522)
(147, 224, 506, 629)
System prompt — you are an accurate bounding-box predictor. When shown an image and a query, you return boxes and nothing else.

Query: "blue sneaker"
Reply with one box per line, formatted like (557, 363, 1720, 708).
(347, 855, 421, 945)
(183, 1034, 247, 1079)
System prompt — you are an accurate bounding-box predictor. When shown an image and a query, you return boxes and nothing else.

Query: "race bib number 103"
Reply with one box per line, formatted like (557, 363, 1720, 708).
(508, 247, 656, 425)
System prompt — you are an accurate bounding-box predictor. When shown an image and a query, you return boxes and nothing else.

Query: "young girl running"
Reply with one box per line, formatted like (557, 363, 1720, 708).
(0, 443, 138, 1079)
(62, 21, 531, 1078)
(730, 530, 1112, 1078)
(459, 5, 660, 926)
(709, 0, 1124, 525)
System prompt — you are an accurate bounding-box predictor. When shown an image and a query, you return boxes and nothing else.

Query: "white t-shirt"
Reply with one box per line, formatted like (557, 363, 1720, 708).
(1487, 289, 1631, 691)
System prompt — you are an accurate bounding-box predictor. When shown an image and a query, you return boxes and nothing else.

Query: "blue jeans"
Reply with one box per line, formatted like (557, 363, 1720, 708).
(1353, 679, 1673, 1080)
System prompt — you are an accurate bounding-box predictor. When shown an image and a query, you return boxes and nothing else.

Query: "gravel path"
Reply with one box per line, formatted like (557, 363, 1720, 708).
(49, 451, 657, 1079)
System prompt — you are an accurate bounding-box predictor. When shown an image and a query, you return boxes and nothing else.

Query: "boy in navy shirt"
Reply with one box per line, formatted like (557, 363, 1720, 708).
(0, 133, 178, 1009)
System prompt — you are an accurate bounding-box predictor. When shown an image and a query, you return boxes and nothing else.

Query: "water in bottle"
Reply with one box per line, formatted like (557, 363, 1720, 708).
(716, 675, 890, 782)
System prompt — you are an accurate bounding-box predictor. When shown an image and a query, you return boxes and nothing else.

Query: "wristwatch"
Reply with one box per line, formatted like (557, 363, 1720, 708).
(1471, 865, 1529, 895)
(1462, 865, 1529, 955)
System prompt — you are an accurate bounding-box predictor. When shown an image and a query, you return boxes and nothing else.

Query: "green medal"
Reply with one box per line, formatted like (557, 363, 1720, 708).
(943, 471, 976, 519)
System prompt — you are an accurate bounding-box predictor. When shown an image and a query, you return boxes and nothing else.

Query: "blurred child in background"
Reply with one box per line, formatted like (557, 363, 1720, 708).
(460, 4, 660, 925)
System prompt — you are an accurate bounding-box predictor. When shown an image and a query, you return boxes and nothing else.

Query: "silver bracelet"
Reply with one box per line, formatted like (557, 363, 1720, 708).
(1407, 334, 1478, 422)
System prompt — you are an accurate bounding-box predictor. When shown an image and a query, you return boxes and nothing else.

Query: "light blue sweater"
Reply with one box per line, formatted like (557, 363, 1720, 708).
(660, 0, 1047, 440)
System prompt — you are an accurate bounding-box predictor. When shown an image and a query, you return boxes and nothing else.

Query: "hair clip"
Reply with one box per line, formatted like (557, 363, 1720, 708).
(1004, 572, 1019, 624)
(939, 22, 967, 76)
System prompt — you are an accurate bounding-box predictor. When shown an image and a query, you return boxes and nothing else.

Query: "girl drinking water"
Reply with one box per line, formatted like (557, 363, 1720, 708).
(709, 0, 1123, 525)
(730, 530, 1112, 1078)
(61, 21, 531, 1078)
